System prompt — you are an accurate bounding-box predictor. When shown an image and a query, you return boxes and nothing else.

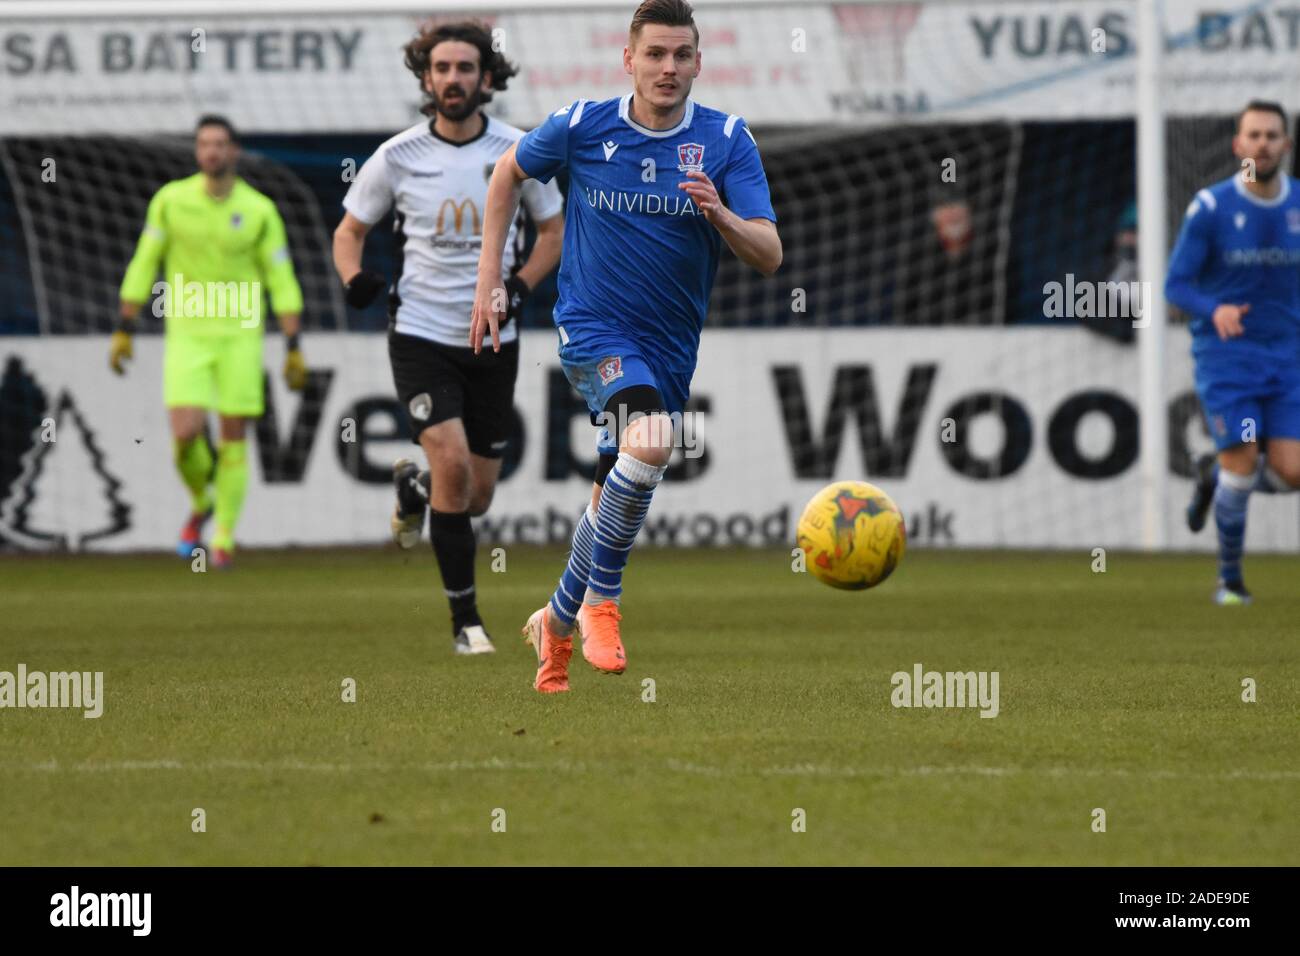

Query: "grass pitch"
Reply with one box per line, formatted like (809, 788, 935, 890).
(1, 546, 1297, 866)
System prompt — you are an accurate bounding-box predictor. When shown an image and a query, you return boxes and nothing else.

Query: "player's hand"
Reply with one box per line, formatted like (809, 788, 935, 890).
(283, 346, 307, 391)
(344, 270, 386, 309)
(502, 274, 531, 328)
(470, 272, 504, 354)
(109, 328, 133, 375)
(1212, 302, 1250, 340)
(679, 170, 730, 227)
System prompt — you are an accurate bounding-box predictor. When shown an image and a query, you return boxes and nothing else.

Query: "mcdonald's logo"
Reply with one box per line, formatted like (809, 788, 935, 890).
(436, 198, 481, 236)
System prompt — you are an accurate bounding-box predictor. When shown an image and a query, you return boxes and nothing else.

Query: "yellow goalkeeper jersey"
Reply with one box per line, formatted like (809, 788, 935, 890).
(120, 173, 303, 335)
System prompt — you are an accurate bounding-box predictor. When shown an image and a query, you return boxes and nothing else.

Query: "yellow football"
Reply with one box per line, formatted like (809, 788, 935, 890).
(796, 480, 906, 590)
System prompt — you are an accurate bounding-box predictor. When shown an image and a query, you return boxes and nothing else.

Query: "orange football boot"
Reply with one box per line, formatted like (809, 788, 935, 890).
(522, 606, 573, 694)
(578, 600, 626, 674)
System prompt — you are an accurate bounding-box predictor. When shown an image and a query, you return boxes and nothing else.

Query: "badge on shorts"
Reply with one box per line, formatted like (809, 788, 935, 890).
(409, 392, 433, 422)
(597, 356, 623, 386)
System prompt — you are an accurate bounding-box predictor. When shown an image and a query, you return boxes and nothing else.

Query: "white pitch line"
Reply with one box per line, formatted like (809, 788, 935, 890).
(10, 758, 1300, 782)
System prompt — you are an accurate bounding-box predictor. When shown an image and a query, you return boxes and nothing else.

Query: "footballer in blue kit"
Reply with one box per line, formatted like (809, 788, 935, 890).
(1165, 100, 1300, 604)
(470, 0, 782, 692)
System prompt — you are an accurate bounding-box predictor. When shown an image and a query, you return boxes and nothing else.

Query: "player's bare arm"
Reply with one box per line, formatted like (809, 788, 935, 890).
(470, 142, 529, 354)
(332, 212, 387, 308)
(332, 211, 370, 281)
(277, 311, 301, 337)
(511, 210, 564, 293)
(679, 169, 781, 276)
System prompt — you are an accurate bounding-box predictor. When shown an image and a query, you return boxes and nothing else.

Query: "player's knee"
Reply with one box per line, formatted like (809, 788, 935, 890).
(420, 429, 470, 467)
(172, 435, 201, 462)
(620, 413, 674, 468)
(1270, 460, 1300, 488)
(437, 461, 473, 505)
(423, 449, 471, 510)
(468, 485, 495, 517)
(1218, 445, 1258, 476)
(172, 421, 204, 443)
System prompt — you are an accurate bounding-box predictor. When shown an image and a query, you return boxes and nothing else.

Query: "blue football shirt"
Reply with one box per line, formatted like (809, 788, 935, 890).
(515, 94, 776, 375)
(1165, 173, 1300, 359)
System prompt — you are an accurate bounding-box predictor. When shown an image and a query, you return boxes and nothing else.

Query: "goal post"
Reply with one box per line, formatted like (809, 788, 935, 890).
(1136, 0, 1168, 550)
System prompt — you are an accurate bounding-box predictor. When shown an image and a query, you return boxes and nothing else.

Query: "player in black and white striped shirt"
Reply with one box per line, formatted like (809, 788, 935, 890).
(334, 21, 564, 655)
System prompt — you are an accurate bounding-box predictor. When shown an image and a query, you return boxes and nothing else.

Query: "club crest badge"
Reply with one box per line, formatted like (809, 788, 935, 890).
(597, 356, 624, 386)
(1288, 208, 1300, 233)
(230, 212, 243, 229)
(676, 143, 705, 173)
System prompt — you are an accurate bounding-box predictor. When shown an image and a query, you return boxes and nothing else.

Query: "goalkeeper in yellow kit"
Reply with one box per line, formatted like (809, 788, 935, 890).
(112, 115, 305, 568)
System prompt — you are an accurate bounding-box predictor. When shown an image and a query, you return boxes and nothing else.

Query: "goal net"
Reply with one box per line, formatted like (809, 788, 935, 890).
(0, 135, 347, 335)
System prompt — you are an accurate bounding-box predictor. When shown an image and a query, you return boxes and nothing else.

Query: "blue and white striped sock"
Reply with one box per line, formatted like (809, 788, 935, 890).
(1214, 468, 1252, 584)
(587, 453, 666, 601)
(548, 505, 598, 630)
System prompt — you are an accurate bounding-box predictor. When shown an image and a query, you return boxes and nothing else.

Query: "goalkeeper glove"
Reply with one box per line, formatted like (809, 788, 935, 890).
(109, 321, 133, 375)
(344, 270, 386, 309)
(283, 333, 307, 391)
(502, 274, 531, 328)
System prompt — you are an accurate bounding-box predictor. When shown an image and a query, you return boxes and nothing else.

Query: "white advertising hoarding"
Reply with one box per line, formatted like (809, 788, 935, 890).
(3, 2, 1300, 134)
(2, 328, 1295, 553)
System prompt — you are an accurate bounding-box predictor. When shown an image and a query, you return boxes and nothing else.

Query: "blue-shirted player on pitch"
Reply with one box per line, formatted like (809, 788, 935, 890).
(1167, 100, 1300, 605)
(470, 0, 781, 692)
